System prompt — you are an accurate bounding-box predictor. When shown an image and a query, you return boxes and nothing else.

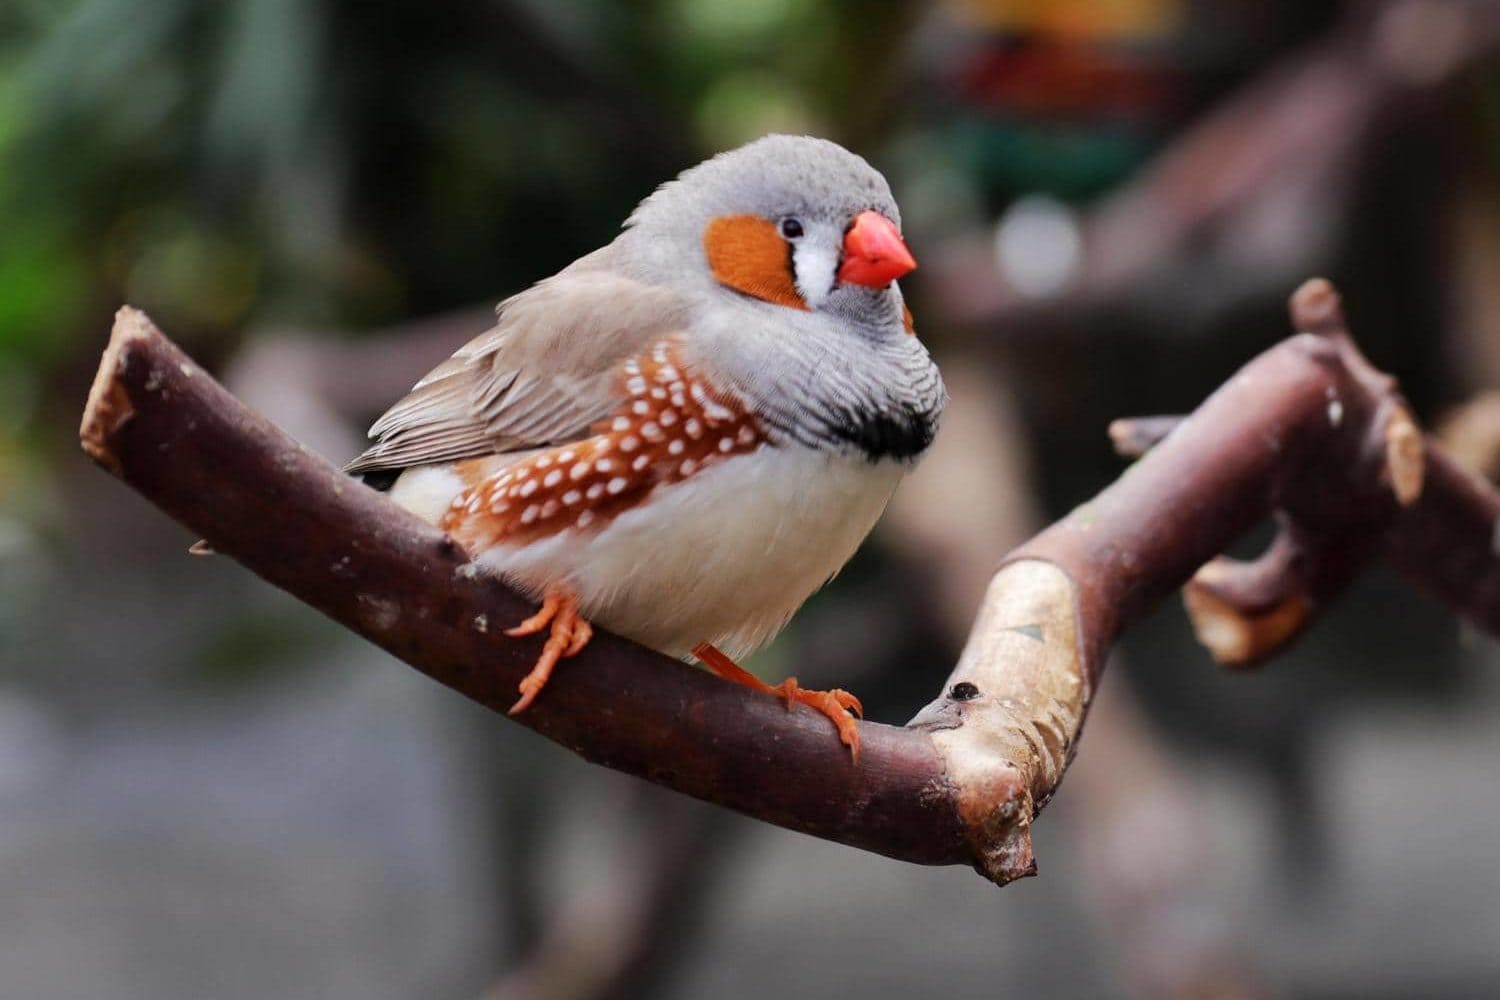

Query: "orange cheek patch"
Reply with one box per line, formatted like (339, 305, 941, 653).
(703, 214, 808, 311)
(443, 340, 764, 551)
(901, 302, 915, 335)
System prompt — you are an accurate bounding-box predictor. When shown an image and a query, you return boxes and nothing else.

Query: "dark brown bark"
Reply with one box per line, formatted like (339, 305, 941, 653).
(79, 279, 1500, 886)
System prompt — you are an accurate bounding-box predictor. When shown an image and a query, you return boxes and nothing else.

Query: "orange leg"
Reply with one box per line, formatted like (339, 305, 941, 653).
(505, 585, 592, 715)
(692, 642, 864, 761)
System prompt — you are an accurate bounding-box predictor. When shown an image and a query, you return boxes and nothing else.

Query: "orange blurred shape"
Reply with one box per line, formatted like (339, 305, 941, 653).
(945, 0, 1184, 42)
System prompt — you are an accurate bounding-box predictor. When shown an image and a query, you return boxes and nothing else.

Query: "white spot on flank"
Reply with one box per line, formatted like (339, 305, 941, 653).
(624, 359, 641, 375)
(558, 449, 576, 463)
(659, 409, 677, 426)
(641, 422, 663, 441)
(627, 376, 647, 395)
(541, 499, 560, 518)
(633, 454, 649, 471)
(535, 454, 552, 468)
(612, 416, 632, 432)
(705, 401, 734, 422)
(651, 386, 667, 400)
(489, 498, 509, 513)
(1328, 399, 1344, 427)
(690, 382, 708, 404)
(519, 480, 538, 497)
(586, 483, 604, 500)
(620, 435, 639, 452)
(737, 425, 756, 445)
(543, 469, 563, 487)
(597, 458, 615, 472)
(562, 489, 582, 505)
(679, 458, 697, 476)
(668, 439, 684, 455)
(607, 477, 628, 494)
(685, 418, 703, 438)
(632, 400, 651, 415)
(577, 510, 595, 527)
(718, 437, 734, 452)
(521, 505, 539, 524)
(658, 364, 679, 382)
(570, 461, 591, 480)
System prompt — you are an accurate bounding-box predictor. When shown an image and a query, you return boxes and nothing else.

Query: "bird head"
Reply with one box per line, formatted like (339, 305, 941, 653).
(621, 134, 916, 334)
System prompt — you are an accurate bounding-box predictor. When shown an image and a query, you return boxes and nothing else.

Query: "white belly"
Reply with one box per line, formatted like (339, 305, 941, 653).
(397, 447, 904, 659)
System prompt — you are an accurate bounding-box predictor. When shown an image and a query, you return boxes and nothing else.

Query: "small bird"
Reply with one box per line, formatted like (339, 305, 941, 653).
(347, 135, 945, 757)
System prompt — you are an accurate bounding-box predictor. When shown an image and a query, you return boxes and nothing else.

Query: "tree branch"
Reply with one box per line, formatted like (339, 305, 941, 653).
(79, 279, 1500, 886)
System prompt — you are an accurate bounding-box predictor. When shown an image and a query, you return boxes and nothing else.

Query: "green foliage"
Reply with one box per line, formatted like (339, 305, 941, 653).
(0, 0, 914, 373)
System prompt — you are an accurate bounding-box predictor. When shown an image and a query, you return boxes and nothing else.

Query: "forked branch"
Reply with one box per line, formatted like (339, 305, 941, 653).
(79, 279, 1500, 886)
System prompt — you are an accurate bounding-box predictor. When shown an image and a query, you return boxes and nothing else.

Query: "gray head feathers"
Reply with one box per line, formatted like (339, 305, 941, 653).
(615, 134, 908, 327)
(624, 134, 899, 239)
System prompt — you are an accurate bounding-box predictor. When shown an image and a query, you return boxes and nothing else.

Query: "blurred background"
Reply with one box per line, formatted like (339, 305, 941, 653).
(2, 0, 1499, 996)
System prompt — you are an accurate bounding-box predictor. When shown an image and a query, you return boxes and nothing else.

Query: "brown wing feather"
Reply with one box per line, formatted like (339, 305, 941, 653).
(346, 248, 688, 475)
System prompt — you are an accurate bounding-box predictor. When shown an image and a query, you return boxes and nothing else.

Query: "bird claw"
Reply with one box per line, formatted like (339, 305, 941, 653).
(506, 589, 563, 638)
(506, 586, 590, 715)
(771, 677, 863, 761)
(692, 644, 864, 761)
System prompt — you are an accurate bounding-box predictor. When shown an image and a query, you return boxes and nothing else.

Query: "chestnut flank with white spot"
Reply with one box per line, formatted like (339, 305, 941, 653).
(442, 341, 763, 549)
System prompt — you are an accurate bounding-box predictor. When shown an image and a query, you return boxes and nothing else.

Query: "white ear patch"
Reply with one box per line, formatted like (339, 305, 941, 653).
(791, 234, 840, 310)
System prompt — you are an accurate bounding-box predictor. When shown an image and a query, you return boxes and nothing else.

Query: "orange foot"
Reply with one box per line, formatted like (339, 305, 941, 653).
(505, 584, 592, 715)
(692, 642, 864, 761)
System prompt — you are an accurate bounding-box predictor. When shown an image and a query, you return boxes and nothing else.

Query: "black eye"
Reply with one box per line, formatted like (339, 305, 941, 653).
(779, 218, 804, 239)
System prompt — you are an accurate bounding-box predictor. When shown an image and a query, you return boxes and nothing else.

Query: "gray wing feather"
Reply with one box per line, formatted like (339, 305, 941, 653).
(346, 249, 687, 475)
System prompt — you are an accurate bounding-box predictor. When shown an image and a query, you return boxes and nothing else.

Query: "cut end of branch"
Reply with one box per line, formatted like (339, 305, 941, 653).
(80, 307, 158, 476)
(1108, 415, 1186, 459)
(1290, 277, 1345, 334)
(967, 784, 1039, 884)
(1384, 406, 1425, 506)
(1182, 568, 1312, 666)
(1435, 391, 1500, 482)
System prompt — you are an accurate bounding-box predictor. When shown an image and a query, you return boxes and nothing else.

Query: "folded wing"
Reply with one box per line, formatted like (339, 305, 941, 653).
(346, 249, 688, 475)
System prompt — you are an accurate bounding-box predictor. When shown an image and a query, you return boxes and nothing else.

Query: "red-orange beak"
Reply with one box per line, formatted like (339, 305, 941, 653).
(837, 210, 917, 288)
